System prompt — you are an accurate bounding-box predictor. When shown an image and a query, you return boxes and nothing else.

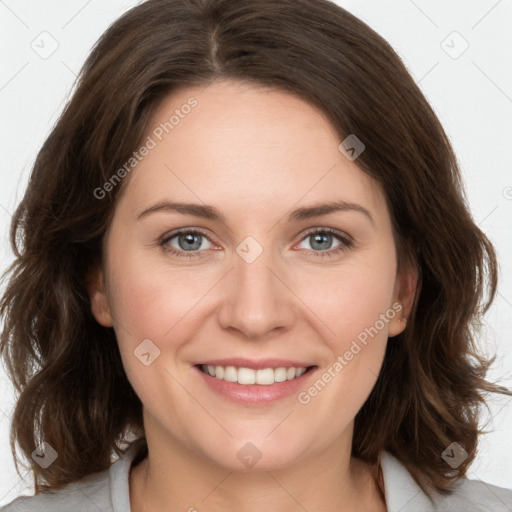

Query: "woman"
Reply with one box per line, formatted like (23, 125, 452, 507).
(1, 0, 511, 510)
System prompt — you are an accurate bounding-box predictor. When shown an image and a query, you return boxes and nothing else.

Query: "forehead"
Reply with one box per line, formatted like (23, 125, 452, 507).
(115, 80, 388, 228)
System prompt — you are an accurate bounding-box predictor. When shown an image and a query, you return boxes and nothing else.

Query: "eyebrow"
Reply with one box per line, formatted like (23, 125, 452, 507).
(136, 200, 375, 226)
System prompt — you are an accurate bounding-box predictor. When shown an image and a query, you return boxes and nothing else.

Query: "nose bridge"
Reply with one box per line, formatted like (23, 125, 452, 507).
(217, 235, 294, 338)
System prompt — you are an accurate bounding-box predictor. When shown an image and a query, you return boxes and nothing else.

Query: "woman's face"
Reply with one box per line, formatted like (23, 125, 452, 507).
(89, 79, 415, 471)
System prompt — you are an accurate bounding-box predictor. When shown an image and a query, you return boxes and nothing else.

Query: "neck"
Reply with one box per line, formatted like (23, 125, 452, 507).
(130, 417, 386, 512)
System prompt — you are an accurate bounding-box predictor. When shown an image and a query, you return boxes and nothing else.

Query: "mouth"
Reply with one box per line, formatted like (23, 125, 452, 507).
(196, 363, 317, 385)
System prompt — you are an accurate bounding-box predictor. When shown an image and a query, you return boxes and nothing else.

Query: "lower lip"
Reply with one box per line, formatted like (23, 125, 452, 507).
(194, 365, 317, 406)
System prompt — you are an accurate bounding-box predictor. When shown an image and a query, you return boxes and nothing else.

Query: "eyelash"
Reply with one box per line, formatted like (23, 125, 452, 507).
(159, 227, 353, 260)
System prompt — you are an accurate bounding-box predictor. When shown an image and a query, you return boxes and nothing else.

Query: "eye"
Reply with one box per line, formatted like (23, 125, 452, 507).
(160, 229, 215, 259)
(159, 227, 353, 260)
(296, 228, 353, 258)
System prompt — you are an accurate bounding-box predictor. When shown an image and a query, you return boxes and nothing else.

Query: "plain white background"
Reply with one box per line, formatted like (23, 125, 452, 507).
(0, 0, 511, 505)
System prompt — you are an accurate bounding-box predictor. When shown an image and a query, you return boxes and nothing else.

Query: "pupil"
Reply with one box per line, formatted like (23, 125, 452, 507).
(312, 233, 330, 250)
(180, 233, 201, 251)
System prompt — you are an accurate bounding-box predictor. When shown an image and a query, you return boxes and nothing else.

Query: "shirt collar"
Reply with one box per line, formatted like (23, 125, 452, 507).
(112, 442, 437, 512)
(379, 450, 436, 512)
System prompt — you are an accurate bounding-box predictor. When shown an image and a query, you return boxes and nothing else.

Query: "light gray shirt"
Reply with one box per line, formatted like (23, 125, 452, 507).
(2, 442, 512, 511)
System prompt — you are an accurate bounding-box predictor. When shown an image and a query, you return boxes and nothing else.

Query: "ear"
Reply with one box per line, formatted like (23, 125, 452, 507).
(86, 266, 113, 327)
(387, 257, 419, 338)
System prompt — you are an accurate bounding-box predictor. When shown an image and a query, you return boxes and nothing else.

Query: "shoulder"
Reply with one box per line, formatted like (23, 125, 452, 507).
(1, 441, 142, 512)
(430, 478, 512, 511)
(379, 451, 512, 512)
(0, 469, 111, 512)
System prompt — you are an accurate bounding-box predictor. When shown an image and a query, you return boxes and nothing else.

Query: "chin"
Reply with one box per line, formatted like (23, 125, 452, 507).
(198, 436, 312, 473)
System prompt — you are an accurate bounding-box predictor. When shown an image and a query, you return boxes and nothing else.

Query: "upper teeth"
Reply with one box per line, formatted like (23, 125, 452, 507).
(200, 365, 308, 385)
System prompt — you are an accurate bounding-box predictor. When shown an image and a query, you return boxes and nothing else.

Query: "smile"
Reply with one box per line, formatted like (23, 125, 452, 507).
(199, 364, 313, 385)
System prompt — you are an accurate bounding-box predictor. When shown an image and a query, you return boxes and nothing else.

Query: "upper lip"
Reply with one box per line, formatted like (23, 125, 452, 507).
(195, 358, 316, 370)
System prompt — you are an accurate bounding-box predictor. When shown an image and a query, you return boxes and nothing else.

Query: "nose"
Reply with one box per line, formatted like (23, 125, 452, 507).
(217, 242, 296, 341)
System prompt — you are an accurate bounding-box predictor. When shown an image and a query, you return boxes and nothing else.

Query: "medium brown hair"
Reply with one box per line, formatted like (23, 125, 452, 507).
(1, 0, 510, 498)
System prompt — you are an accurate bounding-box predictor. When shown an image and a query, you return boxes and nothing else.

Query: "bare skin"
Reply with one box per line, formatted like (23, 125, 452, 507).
(88, 79, 417, 512)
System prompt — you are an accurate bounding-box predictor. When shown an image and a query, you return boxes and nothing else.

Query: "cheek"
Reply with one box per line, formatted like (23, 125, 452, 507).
(106, 253, 205, 413)
(295, 260, 395, 426)
(106, 245, 211, 341)
(315, 252, 396, 406)
(297, 248, 397, 349)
